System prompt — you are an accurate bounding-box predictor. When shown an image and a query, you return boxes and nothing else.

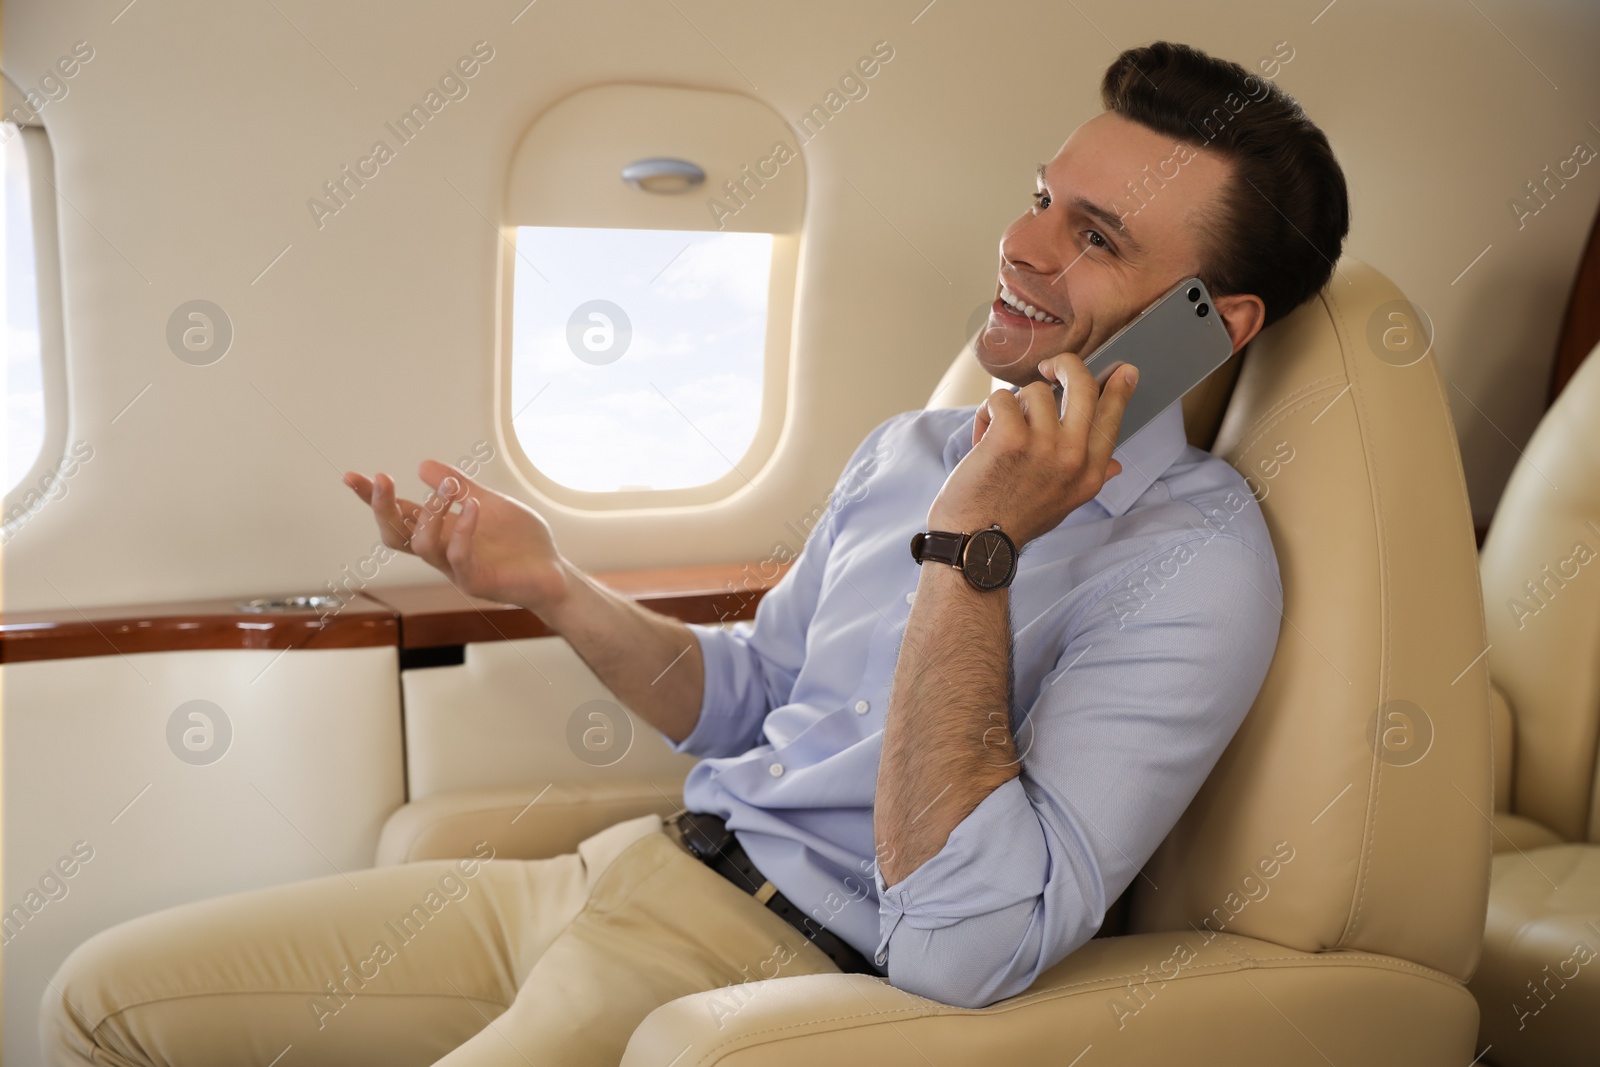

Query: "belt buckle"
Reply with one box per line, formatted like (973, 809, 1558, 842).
(677, 811, 732, 862)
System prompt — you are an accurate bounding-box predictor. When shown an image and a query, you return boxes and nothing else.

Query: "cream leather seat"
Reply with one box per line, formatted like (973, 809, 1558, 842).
(1470, 341, 1600, 1067)
(377, 259, 1493, 1065)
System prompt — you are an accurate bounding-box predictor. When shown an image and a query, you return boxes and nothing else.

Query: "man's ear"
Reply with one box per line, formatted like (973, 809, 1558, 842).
(1213, 292, 1266, 354)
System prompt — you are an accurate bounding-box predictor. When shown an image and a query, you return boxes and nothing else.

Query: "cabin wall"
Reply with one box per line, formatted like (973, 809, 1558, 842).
(0, 0, 1596, 613)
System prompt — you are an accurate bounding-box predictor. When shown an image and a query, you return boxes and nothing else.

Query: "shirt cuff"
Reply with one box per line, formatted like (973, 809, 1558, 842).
(666, 621, 761, 758)
(873, 775, 1051, 957)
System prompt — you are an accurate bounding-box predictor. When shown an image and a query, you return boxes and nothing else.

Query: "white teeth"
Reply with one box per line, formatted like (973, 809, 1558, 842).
(999, 285, 1062, 324)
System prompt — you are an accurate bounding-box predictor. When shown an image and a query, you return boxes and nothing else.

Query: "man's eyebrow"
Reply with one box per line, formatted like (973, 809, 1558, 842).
(1034, 164, 1143, 253)
(1068, 196, 1142, 250)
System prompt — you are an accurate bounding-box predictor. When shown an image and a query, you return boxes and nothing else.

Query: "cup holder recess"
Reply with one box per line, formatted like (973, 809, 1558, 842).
(236, 594, 343, 614)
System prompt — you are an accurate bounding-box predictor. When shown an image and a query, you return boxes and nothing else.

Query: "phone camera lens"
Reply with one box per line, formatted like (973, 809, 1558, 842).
(1187, 287, 1201, 302)
(1196, 303, 1210, 317)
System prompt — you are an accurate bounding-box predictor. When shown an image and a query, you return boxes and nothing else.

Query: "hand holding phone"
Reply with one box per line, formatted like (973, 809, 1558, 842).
(935, 352, 1137, 546)
(1054, 277, 1234, 448)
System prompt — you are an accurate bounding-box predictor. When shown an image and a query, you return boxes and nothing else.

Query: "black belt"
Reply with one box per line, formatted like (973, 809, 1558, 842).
(674, 811, 883, 976)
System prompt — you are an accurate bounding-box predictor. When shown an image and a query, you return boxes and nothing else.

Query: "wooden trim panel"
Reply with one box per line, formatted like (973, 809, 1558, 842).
(1551, 199, 1600, 403)
(364, 562, 792, 649)
(0, 595, 397, 664)
(0, 562, 789, 662)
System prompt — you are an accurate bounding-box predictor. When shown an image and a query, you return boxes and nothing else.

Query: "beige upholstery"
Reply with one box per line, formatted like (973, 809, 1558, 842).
(1491, 681, 1516, 814)
(1490, 813, 1566, 855)
(378, 259, 1494, 1064)
(624, 934, 1478, 1064)
(1131, 261, 1492, 984)
(1471, 845, 1600, 1064)
(1469, 341, 1600, 1067)
(1480, 343, 1600, 845)
(923, 342, 1000, 411)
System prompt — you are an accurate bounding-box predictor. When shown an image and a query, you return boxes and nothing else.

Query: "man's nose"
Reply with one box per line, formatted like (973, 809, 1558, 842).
(1000, 212, 1064, 282)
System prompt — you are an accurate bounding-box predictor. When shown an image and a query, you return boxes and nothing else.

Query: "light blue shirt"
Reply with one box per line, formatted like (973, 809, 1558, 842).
(667, 395, 1283, 1008)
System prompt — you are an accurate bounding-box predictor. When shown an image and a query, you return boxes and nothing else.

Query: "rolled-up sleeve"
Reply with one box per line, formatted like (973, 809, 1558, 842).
(668, 416, 904, 759)
(873, 532, 1283, 1008)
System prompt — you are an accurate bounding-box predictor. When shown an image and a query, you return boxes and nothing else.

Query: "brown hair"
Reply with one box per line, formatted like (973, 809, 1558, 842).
(1102, 41, 1350, 327)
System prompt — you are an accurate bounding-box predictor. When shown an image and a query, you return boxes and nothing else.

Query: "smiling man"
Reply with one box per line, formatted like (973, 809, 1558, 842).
(45, 40, 1348, 1067)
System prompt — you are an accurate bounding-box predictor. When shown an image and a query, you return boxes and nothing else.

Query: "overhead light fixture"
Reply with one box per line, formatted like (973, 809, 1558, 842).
(620, 158, 705, 194)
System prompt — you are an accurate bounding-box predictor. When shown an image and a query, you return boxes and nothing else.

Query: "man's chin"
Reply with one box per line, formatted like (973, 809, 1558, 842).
(972, 319, 1074, 384)
(973, 342, 1044, 388)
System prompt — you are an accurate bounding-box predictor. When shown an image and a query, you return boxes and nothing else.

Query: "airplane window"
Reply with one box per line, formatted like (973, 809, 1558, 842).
(2, 123, 45, 496)
(509, 225, 773, 493)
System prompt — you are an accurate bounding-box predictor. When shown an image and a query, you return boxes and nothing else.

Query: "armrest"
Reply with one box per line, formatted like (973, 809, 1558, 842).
(375, 777, 687, 865)
(1490, 812, 1565, 853)
(621, 932, 1476, 1066)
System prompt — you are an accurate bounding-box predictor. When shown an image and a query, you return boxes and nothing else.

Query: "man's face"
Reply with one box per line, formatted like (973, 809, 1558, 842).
(975, 111, 1234, 386)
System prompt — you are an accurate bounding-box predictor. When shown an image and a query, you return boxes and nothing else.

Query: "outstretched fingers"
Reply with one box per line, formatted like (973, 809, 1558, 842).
(345, 471, 424, 553)
(408, 475, 467, 569)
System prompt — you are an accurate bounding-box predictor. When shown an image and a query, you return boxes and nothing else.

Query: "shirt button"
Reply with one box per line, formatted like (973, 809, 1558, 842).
(768, 762, 784, 777)
(875, 950, 888, 966)
(854, 699, 870, 714)
(904, 591, 916, 605)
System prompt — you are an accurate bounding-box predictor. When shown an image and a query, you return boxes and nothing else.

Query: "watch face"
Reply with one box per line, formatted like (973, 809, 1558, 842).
(962, 529, 1017, 590)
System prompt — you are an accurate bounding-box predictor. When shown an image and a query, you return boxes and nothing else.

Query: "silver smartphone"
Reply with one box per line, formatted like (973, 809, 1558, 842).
(1051, 276, 1235, 449)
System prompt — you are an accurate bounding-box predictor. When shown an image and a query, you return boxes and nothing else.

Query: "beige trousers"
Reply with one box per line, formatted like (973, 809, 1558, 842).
(41, 814, 845, 1066)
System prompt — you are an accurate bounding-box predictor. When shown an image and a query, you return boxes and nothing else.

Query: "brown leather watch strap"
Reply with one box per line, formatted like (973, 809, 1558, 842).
(909, 530, 967, 567)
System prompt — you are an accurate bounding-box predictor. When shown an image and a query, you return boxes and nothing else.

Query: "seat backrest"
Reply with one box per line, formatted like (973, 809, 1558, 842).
(926, 260, 1493, 983)
(1479, 341, 1600, 844)
(1124, 259, 1491, 982)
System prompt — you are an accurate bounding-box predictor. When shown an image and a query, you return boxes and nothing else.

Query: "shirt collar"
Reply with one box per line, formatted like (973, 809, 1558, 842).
(942, 394, 1189, 519)
(1095, 400, 1190, 516)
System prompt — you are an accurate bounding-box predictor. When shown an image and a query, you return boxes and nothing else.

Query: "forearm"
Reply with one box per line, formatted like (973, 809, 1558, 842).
(533, 559, 705, 745)
(875, 561, 1019, 886)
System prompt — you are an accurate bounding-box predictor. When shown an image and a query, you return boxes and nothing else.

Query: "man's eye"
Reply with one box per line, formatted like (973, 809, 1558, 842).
(1032, 190, 1051, 211)
(1086, 230, 1109, 249)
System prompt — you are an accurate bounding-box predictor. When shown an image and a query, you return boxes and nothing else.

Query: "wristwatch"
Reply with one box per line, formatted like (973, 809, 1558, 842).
(909, 524, 1018, 591)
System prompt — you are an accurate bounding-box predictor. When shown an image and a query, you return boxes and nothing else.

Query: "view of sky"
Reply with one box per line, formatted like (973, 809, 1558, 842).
(509, 225, 772, 493)
(3, 124, 45, 497)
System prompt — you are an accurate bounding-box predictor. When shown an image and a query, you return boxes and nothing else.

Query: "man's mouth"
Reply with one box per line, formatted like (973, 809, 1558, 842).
(997, 285, 1064, 325)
